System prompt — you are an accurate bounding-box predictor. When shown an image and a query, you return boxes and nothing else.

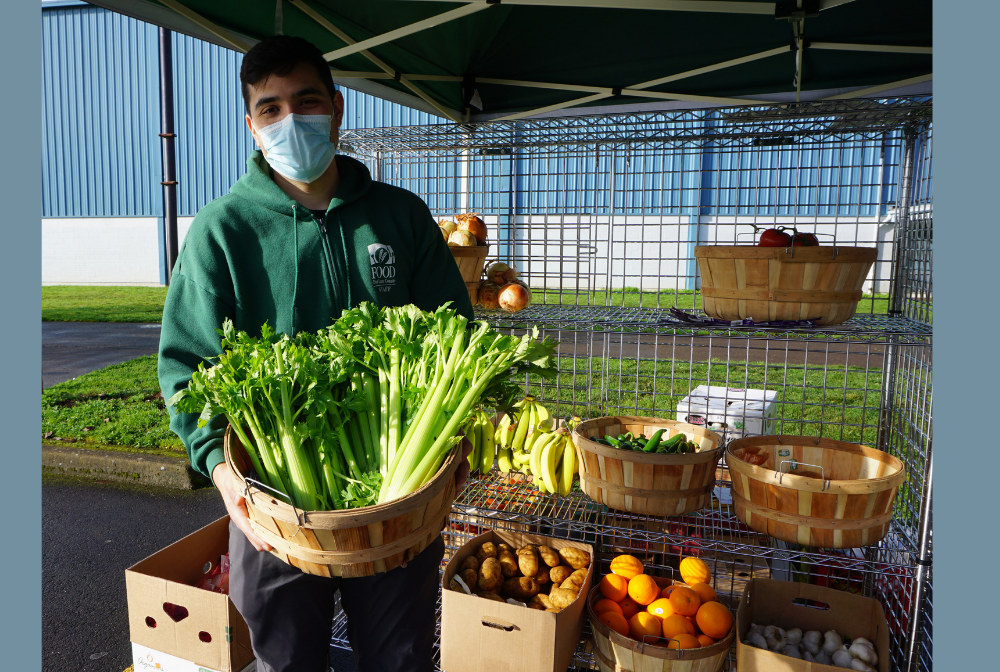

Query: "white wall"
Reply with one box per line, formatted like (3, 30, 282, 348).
(42, 217, 194, 286)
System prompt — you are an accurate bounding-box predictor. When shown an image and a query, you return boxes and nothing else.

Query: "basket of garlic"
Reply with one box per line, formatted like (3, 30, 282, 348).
(736, 578, 889, 671)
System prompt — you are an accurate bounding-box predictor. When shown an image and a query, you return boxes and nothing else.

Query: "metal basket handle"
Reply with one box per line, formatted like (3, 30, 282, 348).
(777, 460, 830, 491)
(242, 476, 308, 529)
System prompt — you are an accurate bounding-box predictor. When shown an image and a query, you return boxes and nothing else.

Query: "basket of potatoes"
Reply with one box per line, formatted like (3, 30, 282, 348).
(441, 529, 594, 672)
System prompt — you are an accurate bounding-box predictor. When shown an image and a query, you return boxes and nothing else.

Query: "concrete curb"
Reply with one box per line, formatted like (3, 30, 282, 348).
(42, 444, 211, 490)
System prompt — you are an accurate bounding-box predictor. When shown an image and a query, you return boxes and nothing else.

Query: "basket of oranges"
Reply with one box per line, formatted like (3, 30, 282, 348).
(586, 555, 735, 672)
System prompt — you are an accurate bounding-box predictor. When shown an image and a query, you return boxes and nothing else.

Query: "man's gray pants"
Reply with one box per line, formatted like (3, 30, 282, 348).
(230, 520, 444, 672)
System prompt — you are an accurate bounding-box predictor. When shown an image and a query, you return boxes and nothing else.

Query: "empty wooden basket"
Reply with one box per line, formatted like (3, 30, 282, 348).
(694, 245, 877, 326)
(727, 435, 906, 549)
(224, 427, 459, 578)
(588, 587, 733, 672)
(572, 416, 723, 516)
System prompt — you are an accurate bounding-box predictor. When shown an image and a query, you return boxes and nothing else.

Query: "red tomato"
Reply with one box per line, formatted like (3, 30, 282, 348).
(791, 232, 819, 246)
(758, 228, 792, 247)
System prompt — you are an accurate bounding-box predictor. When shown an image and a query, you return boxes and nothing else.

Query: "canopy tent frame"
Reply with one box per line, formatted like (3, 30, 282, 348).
(87, 0, 932, 122)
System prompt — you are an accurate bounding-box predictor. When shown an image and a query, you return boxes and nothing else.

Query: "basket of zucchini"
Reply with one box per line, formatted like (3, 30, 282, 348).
(571, 416, 723, 516)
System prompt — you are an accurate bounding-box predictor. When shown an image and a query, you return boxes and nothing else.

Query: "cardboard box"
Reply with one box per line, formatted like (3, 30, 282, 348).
(736, 578, 890, 672)
(126, 516, 255, 672)
(440, 529, 594, 672)
(130, 643, 256, 672)
(676, 385, 779, 443)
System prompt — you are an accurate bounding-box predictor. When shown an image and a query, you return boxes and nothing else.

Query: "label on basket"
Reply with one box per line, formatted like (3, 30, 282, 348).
(779, 449, 791, 457)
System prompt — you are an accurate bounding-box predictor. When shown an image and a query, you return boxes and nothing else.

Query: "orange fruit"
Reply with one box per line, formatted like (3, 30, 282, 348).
(661, 614, 695, 639)
(599, 574, 629, 602)
(628, 612, 662, 642)
(598, 611, 630, 637)
(687, 616, 700, 635)
(610, 555, 644, 580)
(689, 582, 717, 604)
(617, 597, 640, 620)
(667, 585, 701, 617)
(594, 599, 624, 617)
(646, 597, 676, 620)
(697, 634, 716, 648)
(679, 557, 711, 585)
(627, 574, 660, 606)
(695, 601, 734, 640)
(666, 634, 700, 650)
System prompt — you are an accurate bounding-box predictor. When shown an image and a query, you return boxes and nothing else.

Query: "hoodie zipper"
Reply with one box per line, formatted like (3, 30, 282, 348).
(310, 209, 339, 298)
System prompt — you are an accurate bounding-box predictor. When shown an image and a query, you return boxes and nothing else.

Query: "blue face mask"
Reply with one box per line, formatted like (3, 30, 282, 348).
(254, 113, 337, 184)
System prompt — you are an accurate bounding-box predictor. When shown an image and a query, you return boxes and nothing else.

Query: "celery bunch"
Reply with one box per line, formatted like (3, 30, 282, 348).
(168, 302, 555, 509)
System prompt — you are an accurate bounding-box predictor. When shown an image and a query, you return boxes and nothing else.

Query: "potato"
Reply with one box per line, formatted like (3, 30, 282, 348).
(461, 568, 478, 588)
(498, 550, 520, 578)
(561, 576, 584, 594)
(557, 547, 591, 570)
(449, 578, 467, 593)
(502, 576, 540, 600)
(550, 565, 573, 584)
(549, 586, 579, 610)
(537, 545, 560, 568)
(497, 543, 513, 553)
(460, 556, 479, 573)
(517, 547, 539, 578)
(478, 557, 503, 591)
(568, 568, 589, 584)
(475, 542, 498, 564)
(546, 607, 563, 613)
(476, 591, 505, 603)
(527, 601, 547, 610)
(534, 567, 550, 585)
(531, 593, 554, 609)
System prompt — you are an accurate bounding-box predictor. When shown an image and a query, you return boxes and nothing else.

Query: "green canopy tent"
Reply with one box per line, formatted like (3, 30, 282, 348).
(87, 0, 931, 122)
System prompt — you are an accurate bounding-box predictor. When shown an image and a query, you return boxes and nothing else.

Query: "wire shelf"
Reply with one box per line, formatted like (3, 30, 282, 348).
(474, 305, 932, 344)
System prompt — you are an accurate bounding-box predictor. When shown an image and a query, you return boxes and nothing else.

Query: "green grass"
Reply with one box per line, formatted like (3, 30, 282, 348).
(42, 285, 167, 322)
(535, 287, 891, 315)
(42, 355, 184, 455)
(524, 356, 883, 446)
(42, 353, 883, 452)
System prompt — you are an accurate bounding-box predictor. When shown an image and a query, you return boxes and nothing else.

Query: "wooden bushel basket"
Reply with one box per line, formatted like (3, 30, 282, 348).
(224, 427, 459, 578)
(587, 587, 734, 672)
(727, 435, 906, 549)
(450, 245, 489, 305)
(572, 416, 723, 516)
(694, 245, 877, 326)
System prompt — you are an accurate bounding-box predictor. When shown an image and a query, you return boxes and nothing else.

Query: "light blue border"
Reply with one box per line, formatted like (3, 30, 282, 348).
(935, 1, 996, 669)
(11, 3, 41, 669)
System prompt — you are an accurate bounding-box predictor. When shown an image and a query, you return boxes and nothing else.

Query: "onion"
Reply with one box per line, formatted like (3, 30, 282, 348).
(439, 226, 450, 241)
(448, 230, 477, 247)
(478, 280, 501, 310)
(498, 282, 531, 313)
(440, 220, 458, 236)
(458, 213, 488, 245)
(486, 262, 518, 285)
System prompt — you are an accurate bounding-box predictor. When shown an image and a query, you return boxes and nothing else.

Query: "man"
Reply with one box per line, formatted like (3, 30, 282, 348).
(158, 35, 473, 672)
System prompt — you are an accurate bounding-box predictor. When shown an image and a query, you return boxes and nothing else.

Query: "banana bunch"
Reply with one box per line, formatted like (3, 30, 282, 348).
(494, 396, 578, 496)
(463, 410, 496, 474)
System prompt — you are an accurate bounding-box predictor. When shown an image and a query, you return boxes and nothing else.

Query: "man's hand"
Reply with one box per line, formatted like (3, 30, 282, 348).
(454, 436, 474, 495)
(212, 462, 272, 552)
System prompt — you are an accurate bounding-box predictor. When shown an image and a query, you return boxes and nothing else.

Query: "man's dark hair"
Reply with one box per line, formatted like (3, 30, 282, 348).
(240, 35, 337, 114)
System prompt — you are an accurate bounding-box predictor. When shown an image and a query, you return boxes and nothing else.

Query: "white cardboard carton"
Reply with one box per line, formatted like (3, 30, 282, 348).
(130, 643, 256, 672)
(676, 385, 779, 443)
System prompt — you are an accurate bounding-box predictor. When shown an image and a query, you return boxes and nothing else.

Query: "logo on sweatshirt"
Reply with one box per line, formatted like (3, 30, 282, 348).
(368, 243, 396, 293)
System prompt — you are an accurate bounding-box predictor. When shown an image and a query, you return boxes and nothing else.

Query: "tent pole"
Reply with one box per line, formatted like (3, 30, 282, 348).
(159, 27, 179, 285)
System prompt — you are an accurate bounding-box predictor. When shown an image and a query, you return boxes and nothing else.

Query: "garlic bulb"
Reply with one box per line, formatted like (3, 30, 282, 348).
(850, 640, 878, 665)
(852, 637, 874, 649)
(804, 651, 817, 663)
(815, 650, 833, 665)
(823, 630, 844, 655)
(849, 660, 877, 672)
(748, 623, 764, 637)
(802, 630, 822, 655)
(782, 644, 803, 659)
(764, 625, 787, 651)
(746, 631, 768, 649)
(832, 648, 855, 668)
(785, 628, 803, 648)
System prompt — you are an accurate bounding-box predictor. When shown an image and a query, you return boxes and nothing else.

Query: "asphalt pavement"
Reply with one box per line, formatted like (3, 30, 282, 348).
(43, 321, 163, 389)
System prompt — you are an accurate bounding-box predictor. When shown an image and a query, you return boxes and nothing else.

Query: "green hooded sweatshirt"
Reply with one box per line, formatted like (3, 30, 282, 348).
(158, 151, 473, 481)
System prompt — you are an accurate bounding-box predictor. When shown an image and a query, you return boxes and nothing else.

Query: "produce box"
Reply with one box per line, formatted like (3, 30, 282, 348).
(676, 385, 778, 443)
(440, 529, 594, 672)
(736, 578, 890, 672)
(126, 516, 255, 672)
(130, 643, 256, 672)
